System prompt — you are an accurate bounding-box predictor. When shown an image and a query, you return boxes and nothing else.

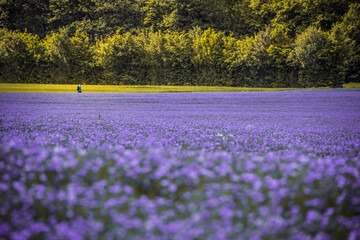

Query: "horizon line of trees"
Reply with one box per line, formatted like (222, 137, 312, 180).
(1, 0, 359, 87)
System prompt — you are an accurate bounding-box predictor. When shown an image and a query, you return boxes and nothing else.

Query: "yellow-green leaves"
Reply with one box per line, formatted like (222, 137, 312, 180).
(289, 26, 327, 69)
(41, 28, 94, 83)
(0, 29, 39, 82)
(288, 24, 351, 87)
(192, 28, 226, 66)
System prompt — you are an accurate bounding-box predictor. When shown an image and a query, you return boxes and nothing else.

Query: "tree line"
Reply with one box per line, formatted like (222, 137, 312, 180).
(1, 0, 359, 87)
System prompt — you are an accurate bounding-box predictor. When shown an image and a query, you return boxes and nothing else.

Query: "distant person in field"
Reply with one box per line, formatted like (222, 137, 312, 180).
(77, 83, 82, 93)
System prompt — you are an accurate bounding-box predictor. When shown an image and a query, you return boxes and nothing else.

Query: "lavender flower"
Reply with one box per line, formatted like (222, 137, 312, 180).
(1, 89, 360, 239)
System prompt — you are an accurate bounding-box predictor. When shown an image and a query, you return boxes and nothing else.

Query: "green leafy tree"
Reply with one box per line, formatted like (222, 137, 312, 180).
(269, 0, 353, 37)
(41, 28, 94, 83)
(192, 28, 228, 85)
(0, 0, 49, 37)
(137, 30, 170, 84)
(162, 31, 195, 85)
(140, 0, 245, 34)
(171, 0, 233, 33)
(229, 0, 263, 36)
(247, 0, 276, 33)
(243, 26, 284, 87)
(141, 0, 174, 30)
(48, 0, 144, 41)
(267, 24, 296, 87)
(324, 24, 352, 86)
(289, 25, 350, 87)
(94, 31, 144, 84)
(48, 0, 95, 30)
(223, 35, 253, 86)
(96, 0, 143, 33)
(142, 30, 194, 85)
(48, 0, 102, 41)
(245, 27, 275, 87)
(340, 3, 360, 83)
(0, 29, 40, 82)
(289, 26, 328, 87)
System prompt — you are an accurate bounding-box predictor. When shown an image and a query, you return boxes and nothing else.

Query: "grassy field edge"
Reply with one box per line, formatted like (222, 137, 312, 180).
(0, 83, 359, 93)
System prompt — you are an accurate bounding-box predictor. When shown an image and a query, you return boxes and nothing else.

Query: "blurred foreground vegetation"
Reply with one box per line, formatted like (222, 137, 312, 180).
(1, 0, 359, 87)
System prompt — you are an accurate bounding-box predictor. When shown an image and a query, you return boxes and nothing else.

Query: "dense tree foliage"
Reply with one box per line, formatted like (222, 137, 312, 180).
(0, 0, 359, 86)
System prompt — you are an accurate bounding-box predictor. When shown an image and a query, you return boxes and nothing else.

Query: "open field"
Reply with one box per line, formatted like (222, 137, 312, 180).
(3, 83, 359, 93)
(1, 89, 360, 239)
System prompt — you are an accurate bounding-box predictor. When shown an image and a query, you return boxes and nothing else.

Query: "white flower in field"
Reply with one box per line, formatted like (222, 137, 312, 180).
(245, 125, 254, 130)
(77, 149, 86, 157)
(216, 132, 233, 141)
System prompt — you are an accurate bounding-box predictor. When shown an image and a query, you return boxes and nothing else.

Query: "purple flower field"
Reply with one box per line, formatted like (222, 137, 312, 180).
(1, 89, 360, 240)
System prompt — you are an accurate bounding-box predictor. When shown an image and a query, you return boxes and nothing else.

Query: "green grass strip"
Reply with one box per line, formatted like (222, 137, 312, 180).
(0, 83, 358, 93)
(343, 82, 360, 88)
